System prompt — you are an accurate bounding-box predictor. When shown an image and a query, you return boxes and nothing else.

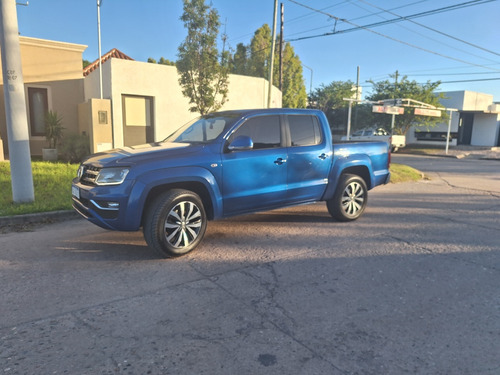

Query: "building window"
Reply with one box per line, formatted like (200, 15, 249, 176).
(28, 87, 49, 136)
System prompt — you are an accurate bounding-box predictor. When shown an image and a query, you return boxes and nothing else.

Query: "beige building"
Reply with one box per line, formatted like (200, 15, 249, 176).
(0, 36, 282, 158)
(0, 36, 86, 156)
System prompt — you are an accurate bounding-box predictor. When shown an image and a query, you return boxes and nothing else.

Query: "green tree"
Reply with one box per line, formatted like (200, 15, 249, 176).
(248, 24, 271, 78)
(310, 80, 355, 128)
(311, 80, 355, 113)
(231, 43, 249, 75)
(159, 57, 176, 66)
(367, 73, 445, 135)
(278, 43, 307, 108)
(234, 24, 306, 108)
(148, 57, 176, 66)
(177, 0, 229, 115)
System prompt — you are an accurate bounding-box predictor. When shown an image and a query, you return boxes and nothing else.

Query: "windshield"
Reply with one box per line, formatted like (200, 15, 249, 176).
(164, 114, 240, 144)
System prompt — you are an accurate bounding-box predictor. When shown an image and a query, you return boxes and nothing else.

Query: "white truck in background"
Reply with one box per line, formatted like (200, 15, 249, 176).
(347, 128, 406, 152)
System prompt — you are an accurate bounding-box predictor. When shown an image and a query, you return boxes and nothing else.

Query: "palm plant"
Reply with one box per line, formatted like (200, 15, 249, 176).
(44, 110, 64, 149)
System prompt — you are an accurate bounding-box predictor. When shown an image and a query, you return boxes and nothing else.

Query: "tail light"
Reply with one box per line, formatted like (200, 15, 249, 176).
(387, 137, 392, 169)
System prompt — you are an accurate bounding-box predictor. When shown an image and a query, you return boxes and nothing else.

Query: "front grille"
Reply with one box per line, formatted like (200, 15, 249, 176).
(80, 165, 101, 186)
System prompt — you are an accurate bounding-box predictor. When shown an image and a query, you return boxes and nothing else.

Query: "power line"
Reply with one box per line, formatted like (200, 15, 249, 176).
(357, 0, 500, 58)
(369, 61, 500, 81)
(286, 0, 500, 72)
(438, 77, 500, 83)
(287, 0, 497, 41)
(342, 0, 497, 34)
(349, 0, 433, 23)
(409, 71, 500, 77)
(350, 1, 499, 65)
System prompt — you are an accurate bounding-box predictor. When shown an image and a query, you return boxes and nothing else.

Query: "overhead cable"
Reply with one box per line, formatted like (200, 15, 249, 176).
(357, 0, 500, 58)
(286, 0, 500, 72)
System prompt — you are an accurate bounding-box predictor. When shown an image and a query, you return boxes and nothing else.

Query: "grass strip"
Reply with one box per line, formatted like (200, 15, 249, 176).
(390, 163, 423, 183)
(0, 161, 78, 216)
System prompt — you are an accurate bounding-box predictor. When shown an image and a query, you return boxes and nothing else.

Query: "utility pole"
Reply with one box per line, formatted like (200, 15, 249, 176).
(279, 2, 284, 91)
(97, 0, 103, 99)
(354, 66, 360, 128)
(302, 64, 313, 106)
(267, 0, 278, 108)
(0, 0, 35, 203)
(393, 70, 399, 99)
(391, 70, 399, 135)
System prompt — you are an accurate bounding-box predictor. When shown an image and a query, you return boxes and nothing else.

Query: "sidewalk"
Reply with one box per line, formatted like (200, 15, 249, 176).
(400, 145, 500, 160)
(0, 210, 79, 232)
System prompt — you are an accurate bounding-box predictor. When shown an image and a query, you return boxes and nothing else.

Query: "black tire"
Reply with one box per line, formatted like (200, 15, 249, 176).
(143, 189, 207, 257)
(327, 174, 368, 222)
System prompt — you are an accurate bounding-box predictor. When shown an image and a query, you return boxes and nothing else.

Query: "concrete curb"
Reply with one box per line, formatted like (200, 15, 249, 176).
(0, 210, 80, 228)
(399, 152, 500, 161)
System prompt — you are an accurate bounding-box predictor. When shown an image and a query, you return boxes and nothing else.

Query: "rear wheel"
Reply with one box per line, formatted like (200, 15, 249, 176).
(327, 174, 368, 221)
(143, 189, 207, 257)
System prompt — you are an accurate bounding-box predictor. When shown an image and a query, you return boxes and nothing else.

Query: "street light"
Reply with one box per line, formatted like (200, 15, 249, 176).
(302, 64, 313, 106)
(97, 0, 103, 99)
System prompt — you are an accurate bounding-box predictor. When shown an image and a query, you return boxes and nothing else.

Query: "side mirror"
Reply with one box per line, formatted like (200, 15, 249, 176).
(228, 135, 253, 151)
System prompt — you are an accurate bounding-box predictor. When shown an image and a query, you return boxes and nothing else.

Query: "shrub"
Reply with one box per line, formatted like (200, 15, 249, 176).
(60, 133, 90, 163)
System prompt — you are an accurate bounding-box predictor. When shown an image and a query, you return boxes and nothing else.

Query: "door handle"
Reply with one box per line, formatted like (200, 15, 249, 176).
(274, 158, 287, 165)
(318, 153, 328, 160)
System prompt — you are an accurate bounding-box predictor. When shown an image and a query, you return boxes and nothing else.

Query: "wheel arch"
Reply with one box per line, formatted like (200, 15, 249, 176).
(142, 181, 215, 225)
(340, 165, 371, 189)
(123, 166, 222, 230)
(322, 158, 374, 201)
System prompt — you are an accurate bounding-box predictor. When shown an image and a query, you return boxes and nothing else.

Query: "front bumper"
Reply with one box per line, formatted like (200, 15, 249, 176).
(71, 179, 139, 231)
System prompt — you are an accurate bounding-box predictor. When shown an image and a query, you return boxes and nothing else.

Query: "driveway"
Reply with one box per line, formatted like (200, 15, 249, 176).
(1, 155, 499, 374)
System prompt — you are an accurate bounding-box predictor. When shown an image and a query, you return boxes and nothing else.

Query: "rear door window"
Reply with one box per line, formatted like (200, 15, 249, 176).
(288, 115, 322, 146)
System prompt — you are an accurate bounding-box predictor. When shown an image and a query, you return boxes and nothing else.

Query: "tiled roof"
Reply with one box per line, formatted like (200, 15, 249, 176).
(83, 48, 134, 76)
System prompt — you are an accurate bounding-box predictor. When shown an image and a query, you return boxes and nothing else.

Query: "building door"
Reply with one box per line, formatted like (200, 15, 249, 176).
(122, 95, 154, 146)
(458, 113, 473, 145)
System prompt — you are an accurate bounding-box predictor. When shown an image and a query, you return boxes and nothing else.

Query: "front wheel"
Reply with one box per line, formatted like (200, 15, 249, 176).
(143, 189, 207, 257)
(327, 174, 368, 221)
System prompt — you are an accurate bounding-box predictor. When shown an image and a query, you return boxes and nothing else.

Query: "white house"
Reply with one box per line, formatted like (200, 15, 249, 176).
(407, 91, 500, 147)
(81, 50, 282, 152)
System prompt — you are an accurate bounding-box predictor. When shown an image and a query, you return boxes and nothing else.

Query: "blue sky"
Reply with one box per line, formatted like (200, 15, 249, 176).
(16, 0, 500, 102)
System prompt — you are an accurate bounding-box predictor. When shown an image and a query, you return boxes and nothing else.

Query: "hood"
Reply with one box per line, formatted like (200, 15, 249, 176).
(83, 142, 204, 167)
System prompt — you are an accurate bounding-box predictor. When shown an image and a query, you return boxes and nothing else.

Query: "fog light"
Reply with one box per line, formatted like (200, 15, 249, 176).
(91, 200, 120, 210)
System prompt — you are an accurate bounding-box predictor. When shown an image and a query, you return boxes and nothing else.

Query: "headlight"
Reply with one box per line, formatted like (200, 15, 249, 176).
(95, 167, 130, 185)
(77, 165, 84, 180)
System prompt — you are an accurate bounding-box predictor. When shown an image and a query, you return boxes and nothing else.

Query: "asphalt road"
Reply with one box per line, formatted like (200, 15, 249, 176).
(1, 155, 499, 374)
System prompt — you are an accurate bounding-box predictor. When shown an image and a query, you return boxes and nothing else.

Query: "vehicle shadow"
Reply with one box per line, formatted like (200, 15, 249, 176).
(228, 204, 334, 224)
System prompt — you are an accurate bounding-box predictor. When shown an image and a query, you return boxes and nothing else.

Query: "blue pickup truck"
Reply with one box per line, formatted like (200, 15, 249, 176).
(72, 108, 390, 257)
